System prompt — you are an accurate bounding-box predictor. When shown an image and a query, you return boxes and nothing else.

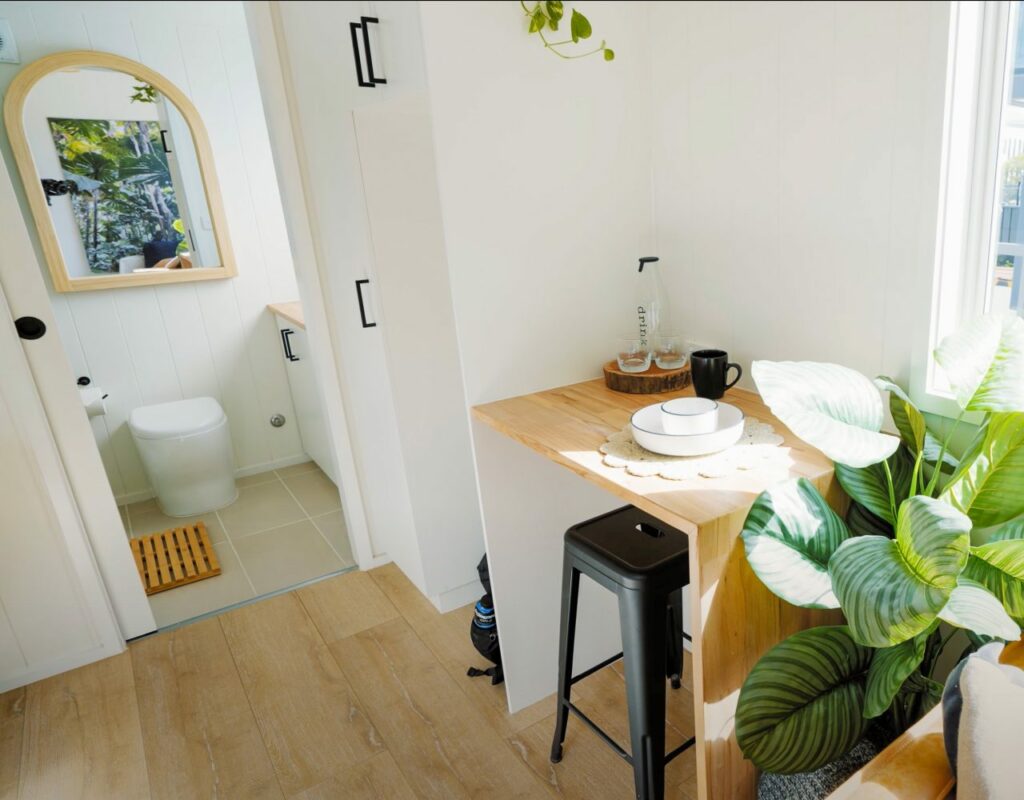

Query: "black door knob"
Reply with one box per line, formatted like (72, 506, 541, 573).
(14, 316, 47, 340)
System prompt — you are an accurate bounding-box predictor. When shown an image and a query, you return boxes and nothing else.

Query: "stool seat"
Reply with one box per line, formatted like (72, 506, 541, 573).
(552, 505, 693, 800)
(565, 506, 689, 592)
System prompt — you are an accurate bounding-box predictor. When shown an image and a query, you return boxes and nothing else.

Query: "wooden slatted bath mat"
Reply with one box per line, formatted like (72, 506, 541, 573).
(130, 522, 221, 595)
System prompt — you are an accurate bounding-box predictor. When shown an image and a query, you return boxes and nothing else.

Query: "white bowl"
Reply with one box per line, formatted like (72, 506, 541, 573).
(631, 402, 745, 457)
(661, 397, 718, 435)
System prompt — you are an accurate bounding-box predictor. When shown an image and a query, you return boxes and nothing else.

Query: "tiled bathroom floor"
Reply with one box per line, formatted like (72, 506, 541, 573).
(120, 461, 355, 628)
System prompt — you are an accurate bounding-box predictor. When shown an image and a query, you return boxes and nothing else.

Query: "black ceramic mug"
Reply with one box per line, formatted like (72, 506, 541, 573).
(690, 349, 742, 400)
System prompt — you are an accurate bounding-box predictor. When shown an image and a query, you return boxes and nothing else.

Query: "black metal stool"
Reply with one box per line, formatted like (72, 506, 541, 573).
(550, 506, 694, 800)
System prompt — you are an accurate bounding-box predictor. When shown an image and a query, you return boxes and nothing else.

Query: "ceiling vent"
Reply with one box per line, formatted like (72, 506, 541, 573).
(0, 20, 20, 64)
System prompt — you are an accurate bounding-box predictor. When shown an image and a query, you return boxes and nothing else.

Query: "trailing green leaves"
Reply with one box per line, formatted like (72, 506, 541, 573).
(942, 413, 1024, 527)
(934, 311, 1024, 412)
(522, 2, 613, 61)
(829, 496, 971, 647)
(752, 361, 900, 468)
(736, 626, 871, 774)
(569, 8, 591, 41)
(834, 447, 914, 526)
(741, 479, 849, 608)
(864, 634, 928, 718)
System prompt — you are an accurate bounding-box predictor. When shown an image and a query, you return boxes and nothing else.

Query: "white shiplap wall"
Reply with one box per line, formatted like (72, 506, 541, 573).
(0, 1, 304, 502)
(651, 0, 952, 387)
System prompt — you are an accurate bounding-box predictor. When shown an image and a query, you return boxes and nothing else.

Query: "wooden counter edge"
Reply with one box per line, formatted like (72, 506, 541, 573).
(267, 301, 305, 330)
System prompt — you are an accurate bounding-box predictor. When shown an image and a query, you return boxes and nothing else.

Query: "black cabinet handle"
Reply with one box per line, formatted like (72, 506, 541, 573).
(280, 328, 300, 361)
(160, 129, 172, 154)
(15, 316, 46, 340)
(355, 279, 377, 328)
(350, 16, 387, 88)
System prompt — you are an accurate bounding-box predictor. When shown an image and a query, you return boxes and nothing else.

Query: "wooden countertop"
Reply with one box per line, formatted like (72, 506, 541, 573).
(471, 378, 834, 535)
(267, 301, 305, 329)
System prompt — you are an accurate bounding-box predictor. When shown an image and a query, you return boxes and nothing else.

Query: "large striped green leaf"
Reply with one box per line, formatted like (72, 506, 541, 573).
(752, 361, 900, 468)
(834, 447, 914, 526)
(736, 626, 871, 774)
(962, 521, 1024, 625)
(934, 311, 1024, 412)
(829, 496, 971, 647)
(937, 579, 1020, 641)
(875, 377, 927, 454)
(741, 479, 848, 608)
(896, 496, 971, 587)
(942, 413, 1024, 527)
(863, 632, 928, 718)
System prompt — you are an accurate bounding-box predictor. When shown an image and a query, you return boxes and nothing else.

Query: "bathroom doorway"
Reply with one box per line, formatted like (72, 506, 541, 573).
(0, 0, 373, 636)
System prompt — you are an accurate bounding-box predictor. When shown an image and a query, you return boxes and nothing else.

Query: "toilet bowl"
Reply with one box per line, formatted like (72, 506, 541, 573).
(129, 397, 237, 517)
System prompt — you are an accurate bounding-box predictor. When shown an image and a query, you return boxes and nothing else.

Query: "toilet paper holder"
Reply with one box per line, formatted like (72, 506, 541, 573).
(77, 376, 108, 399)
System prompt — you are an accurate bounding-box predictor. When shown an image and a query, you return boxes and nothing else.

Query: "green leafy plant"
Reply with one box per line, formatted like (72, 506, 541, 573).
(521, 1, 614, 61)
(735, 311, 1024, 774)
(130, 82, 158, 104)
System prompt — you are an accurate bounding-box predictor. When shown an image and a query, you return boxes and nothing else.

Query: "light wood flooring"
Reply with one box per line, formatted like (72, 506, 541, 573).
(0, 564, 697, 799)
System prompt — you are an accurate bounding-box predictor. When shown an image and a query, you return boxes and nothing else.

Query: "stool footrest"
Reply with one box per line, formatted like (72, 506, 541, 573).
(665, 736, 697, 764)
(560, 698, 696, 767)
(563, 700, 632, 763)
(569, 652, 624, 687)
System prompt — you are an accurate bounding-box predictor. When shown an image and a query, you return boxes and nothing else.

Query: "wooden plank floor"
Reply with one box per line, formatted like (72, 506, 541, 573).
(0, 564, 697, 799)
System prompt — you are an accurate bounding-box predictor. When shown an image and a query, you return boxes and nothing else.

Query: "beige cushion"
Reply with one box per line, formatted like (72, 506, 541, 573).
(957, 656, 1024, 800)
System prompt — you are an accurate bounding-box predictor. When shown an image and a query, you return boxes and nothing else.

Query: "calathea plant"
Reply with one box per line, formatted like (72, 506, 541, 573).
(734, 311, 1024, 775)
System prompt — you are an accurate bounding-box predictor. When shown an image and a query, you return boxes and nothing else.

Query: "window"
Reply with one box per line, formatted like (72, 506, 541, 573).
(922, 1, 1023, 413)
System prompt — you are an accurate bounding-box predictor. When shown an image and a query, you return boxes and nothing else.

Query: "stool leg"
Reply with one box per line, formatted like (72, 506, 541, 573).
(667, 589, 683, 690)
(619, 589, 667, 800)
(550, 558, 581, 764)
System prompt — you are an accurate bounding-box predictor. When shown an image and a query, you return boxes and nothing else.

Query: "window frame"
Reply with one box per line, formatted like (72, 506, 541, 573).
(912, 0, 1016, 419)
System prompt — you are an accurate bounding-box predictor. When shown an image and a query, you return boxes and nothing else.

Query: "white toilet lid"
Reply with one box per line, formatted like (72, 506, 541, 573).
(129, 397, 226, 440)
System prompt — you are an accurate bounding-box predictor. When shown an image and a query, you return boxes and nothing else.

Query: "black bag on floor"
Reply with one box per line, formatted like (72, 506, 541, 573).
(467, 555, 503, 685)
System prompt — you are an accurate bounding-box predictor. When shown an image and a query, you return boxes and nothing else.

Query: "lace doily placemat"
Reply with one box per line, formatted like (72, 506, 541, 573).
(600, 417, 788, 480)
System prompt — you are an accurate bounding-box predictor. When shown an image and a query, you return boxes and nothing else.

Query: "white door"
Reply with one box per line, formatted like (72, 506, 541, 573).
(0, 281, 125, 690)
(0, 147, 154, 639)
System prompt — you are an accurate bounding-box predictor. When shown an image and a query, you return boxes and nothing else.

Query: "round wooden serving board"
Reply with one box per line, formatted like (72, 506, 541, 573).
(602, 360, 692, 394)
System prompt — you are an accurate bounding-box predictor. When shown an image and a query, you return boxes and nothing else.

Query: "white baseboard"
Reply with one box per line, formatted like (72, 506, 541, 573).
(234, 453, 311, 478)
(431, 578, 484, 613)
(113, 453, 311, 505)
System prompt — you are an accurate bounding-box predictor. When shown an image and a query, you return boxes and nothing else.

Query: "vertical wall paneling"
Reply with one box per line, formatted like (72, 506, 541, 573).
(0, 1, 308, 502)
(651, 1, 951, 384)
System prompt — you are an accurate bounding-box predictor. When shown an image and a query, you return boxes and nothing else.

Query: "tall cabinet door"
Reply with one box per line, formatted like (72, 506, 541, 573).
(268, 0, 423, 582)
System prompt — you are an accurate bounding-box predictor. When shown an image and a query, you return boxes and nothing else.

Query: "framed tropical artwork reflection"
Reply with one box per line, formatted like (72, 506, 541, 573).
(48, 116, 184, 274)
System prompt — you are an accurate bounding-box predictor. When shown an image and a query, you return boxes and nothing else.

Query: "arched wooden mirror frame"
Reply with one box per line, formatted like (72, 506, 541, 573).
(3, 50, 237, 292)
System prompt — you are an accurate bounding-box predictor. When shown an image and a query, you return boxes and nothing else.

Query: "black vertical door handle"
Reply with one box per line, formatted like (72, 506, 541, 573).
(355, 279, 377, 328)
(15, 316, 47, 340)
(360, 17, 387, 86)
(350, 21, 374, 87)
(350, 16, 387, 88)
(280, 328, 300, 361)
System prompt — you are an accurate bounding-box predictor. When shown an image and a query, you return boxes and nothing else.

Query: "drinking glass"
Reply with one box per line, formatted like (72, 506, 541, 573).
(654, 333, 687, 370)
(617, 337, 652, 373)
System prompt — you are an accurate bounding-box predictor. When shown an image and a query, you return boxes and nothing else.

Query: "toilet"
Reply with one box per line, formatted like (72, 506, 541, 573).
(129, 397, 237, 517)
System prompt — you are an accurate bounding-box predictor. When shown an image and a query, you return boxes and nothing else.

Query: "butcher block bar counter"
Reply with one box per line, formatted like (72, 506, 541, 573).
(471, 378, 842, 800)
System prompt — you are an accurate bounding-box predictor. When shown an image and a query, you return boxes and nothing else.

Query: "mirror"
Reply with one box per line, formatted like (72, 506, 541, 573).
(3, 51, 235, 292)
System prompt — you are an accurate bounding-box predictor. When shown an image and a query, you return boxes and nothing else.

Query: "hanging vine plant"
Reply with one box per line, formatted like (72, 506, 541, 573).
(521, 1, 614, 61)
